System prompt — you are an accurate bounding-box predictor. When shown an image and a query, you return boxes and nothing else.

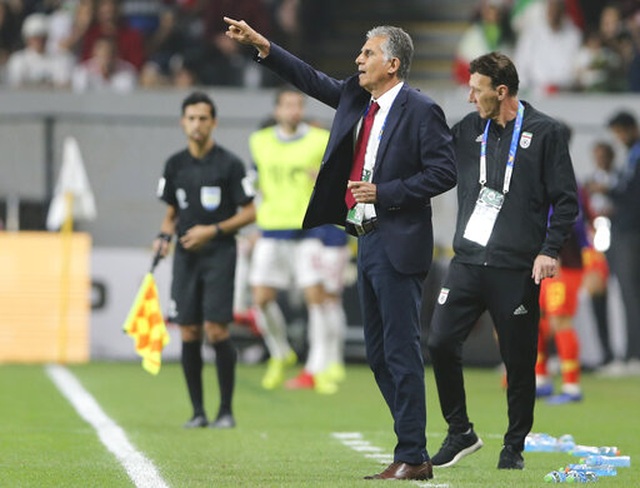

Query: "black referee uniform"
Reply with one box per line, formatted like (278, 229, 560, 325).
(427, 102, 579, 453)
(158, 143, 254, 426)
(159, 144, 253, 324)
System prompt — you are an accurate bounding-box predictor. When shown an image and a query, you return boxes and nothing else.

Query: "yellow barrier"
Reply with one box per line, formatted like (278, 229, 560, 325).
(0, 231, 91, 363)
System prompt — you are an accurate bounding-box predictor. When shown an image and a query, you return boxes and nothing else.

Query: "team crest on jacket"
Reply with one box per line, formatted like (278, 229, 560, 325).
(520, 132, 532, 148)
(201, 186, 221, 211)
(438, 287, 450, 305)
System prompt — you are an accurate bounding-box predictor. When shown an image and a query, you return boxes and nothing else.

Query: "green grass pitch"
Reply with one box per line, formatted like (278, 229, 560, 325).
(0, 362, 638, 487)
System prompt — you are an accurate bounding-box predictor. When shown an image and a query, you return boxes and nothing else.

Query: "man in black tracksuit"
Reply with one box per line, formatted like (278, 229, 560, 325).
(427, 52, 579, 470)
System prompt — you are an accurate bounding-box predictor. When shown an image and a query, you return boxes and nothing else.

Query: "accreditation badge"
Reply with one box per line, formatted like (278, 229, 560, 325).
(463, 186, 505, 246)
(200, 186, 221, 211)
(346, 203, 364, 225)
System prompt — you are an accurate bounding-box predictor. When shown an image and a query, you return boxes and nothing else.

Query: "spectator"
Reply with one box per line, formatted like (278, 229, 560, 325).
(0, 1, 21, 82)
(138, 60, 167, 88)
(145, 5, 201, 82)
(514, 0, 582, 94)
(72, 35, 137, 92)
(120, 0, 162, 37)
(80, 0, 145, 71)
(511, 0, 585, 33)
(453, 0, 515, 85)
(171, 63, 198, 87)
(200, 0, 271, 86)
(46, 0, 94, 57)
(574, 29, 626, 92)
(6, 12, 74, 88)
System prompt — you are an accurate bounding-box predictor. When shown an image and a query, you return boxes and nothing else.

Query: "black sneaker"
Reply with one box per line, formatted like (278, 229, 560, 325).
(209, 413, 236, 429)
(432, 428, 484, 467)
(183, 414, 208, 429)
(497, 445, 524, 470)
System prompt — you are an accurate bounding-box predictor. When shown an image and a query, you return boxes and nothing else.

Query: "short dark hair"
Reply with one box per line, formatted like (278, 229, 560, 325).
(607, 110, 637, 129)
(181, 91, 216, 118)
(469, 52, 519, 95)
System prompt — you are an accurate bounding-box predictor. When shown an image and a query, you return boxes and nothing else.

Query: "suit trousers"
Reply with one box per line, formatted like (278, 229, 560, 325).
(427, 262, 539, 452)
(357, 230, 428, 464)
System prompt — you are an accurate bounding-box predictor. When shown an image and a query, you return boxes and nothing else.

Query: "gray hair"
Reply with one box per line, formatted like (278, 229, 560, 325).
(366, 26, 414, 80)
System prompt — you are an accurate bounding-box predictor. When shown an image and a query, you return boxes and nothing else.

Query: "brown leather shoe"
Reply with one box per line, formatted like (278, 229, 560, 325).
(364, 461, 434, 480)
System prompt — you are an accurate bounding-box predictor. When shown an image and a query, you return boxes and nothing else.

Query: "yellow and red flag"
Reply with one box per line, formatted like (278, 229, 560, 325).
(123, 273, 170, 375)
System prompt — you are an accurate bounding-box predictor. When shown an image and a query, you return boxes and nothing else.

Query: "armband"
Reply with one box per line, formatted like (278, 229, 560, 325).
(157, 232, 172, 242)
(215, 224, 224, 237)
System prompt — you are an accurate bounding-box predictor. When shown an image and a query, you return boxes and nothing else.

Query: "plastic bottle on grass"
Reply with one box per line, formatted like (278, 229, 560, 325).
(565, 470, 598, 483)
(571, 445, 619, 457)
(583, 454, 630, 467)
(545, 470, 598, 483)
(544, 470, 567, 483)
(567, 463, 617, 477)
(557, 434, 575, 452)
(525, 433, 558, 452)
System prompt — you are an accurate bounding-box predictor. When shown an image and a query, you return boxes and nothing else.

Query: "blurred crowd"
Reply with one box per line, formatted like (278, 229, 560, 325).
(3, 0, 640, 94)
(0, 0, 332, 92)
(454, 0, 640, 94)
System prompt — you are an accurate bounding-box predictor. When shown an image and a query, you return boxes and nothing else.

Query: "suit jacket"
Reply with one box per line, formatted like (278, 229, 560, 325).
(259, 43, 457, 274)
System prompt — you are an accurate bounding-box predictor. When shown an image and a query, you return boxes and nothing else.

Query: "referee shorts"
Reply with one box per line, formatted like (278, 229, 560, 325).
(170, 243, 236, 325)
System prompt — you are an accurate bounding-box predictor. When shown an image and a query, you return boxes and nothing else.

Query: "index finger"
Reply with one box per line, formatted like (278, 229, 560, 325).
(223, 16, 241, 28)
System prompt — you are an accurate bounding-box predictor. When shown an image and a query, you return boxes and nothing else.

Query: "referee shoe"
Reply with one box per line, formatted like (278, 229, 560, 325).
(432, 426, 484, 467)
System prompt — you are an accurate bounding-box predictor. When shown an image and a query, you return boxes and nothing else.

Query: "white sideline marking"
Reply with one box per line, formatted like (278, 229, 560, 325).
(46, 364, 169, 488)
(332, 432, 450, 488)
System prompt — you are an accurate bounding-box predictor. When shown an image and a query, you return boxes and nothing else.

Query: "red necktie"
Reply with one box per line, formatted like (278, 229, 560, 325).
(345, 101, 380, 209)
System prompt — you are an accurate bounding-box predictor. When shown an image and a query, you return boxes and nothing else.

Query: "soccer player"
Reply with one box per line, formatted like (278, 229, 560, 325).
(248, 87, 335, 393)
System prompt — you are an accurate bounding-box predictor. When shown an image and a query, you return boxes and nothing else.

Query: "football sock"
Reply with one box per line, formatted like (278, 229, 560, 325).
(555, 328, 580, 385)
(213, 338, 237, 417)
(256, 300, 291, 360)
(304, 303, 329, 374)
(324, 299, 347, 368)
(181, 340, 204, 417)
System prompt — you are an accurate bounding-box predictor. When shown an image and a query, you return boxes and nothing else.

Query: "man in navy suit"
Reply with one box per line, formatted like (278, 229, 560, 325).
(225, 17, 457, 481)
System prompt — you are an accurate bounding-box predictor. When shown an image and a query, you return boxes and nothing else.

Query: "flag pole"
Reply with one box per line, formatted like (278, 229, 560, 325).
(57, 191, 74, 364)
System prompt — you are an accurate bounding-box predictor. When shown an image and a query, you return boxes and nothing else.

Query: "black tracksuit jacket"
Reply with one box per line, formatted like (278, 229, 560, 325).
(450, 101, 579, 270)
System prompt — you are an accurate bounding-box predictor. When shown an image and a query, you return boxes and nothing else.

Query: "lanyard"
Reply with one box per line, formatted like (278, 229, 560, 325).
(480, 101, 524, 194)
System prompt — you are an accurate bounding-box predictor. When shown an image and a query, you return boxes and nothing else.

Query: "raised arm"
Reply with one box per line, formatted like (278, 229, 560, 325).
(224, 16, 271, 58)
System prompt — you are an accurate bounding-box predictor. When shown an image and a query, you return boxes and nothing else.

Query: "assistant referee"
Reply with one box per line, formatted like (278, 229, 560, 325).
(154, 91, 256, 429)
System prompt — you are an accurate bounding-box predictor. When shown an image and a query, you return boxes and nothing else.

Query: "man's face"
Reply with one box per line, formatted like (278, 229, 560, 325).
(274, 91, 305, 129)
(355, 35, 392, 94)
(468, 72, 501, 120)
(181, 102, 216, 144)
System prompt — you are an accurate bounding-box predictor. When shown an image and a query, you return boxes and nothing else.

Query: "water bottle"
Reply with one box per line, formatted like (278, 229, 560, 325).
(571, 444, 619, 457)
(565, 470, 598, 483)
(525, 433, 557, 452)
(557, 434, 576, 452)
(544, 470, 567, 483)
(583, 455, 630, 467)
(567, 463, 617, 477)
(570, 445, 600, 456)
(597, 446, 620, 456)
